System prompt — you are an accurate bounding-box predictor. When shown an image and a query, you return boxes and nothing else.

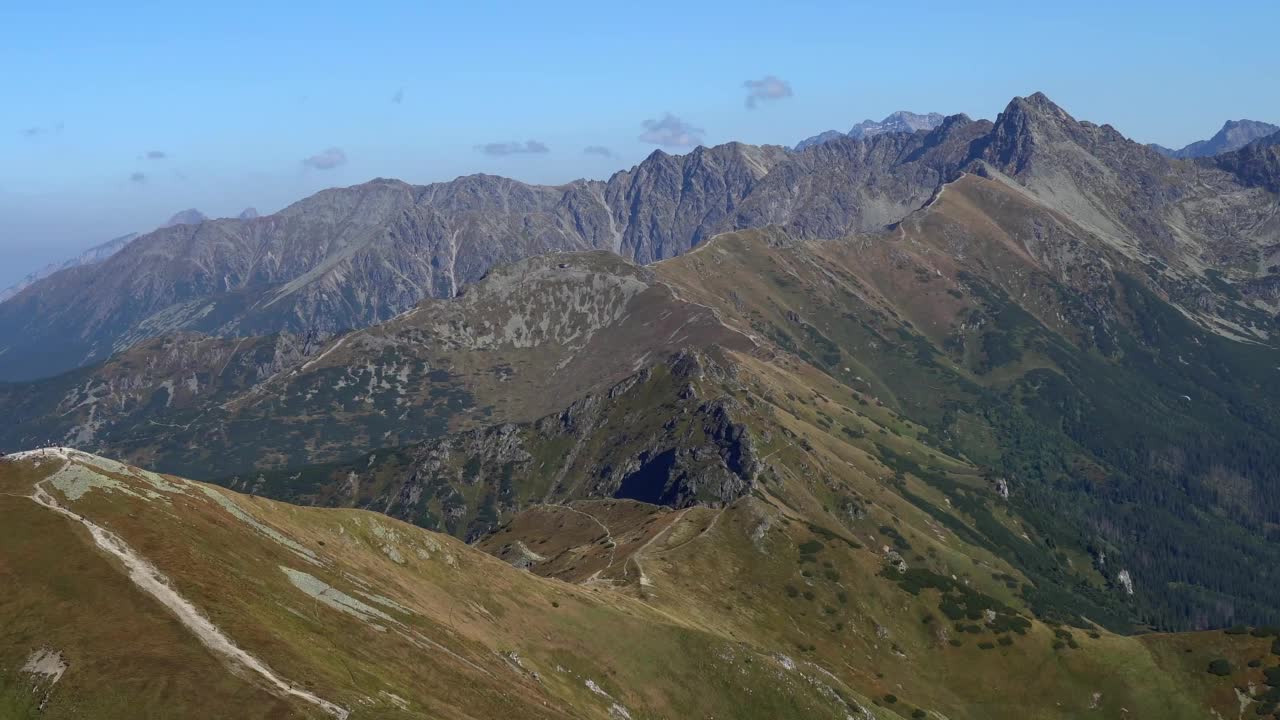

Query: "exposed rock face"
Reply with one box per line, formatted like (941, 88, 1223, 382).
(1116, 569, 1135, 596)
(1210, 130, 1280, 193)
(972, 93, 1280, 305)
(1149, 119, 1279, 159)
(603, 143, 790, 263)
(339, 353, 760, 539)
(742, 114, 990, 239)
(608, 396, 760, 508)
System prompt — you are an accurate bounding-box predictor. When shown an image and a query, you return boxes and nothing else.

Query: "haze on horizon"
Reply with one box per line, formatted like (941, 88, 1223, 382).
(3, 0, 1278, 287)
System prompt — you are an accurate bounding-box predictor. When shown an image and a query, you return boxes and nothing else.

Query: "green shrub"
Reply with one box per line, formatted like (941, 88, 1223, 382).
(998, 635, 1014, 646)
(948, 639, 963, 647)
(784, 585, 799, 598)
(978, 641, 996, 650)
(878, 525, 912, 551)
(1225, 624, 1251, 635)
(883, 694, 898, 704)
(912, 710, 927, 719)
(798, 540, 825, 555)
(1207, 658, 1233, 676)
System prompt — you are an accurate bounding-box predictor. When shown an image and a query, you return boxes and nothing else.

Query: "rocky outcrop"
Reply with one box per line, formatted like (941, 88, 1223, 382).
(1210, 131, 1280, 193)
(734, 114, 990, 239)
(360, 353, 760, 539)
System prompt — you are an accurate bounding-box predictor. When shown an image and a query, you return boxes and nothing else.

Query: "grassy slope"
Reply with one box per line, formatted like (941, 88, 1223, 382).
(11, 448, 1270, 720)
(653, 175, 1280, 630)
(484, 490, 1277, 719)
(0, 451, 869, 720)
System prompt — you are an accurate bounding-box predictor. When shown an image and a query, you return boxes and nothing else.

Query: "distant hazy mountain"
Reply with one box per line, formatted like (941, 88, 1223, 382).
(1, 208, 213, 304)
(796, 110, 946, 150)
(163, 208, 209, 227)
(1149, 119, 1278, 158)
(0, 206, 207, 301)
(237, 207, 259, 220)
(0, 232, 137, 302)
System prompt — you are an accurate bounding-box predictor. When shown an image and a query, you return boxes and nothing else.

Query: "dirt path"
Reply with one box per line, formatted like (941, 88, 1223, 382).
(628, 509, 693, 587)
(651, 508, 725, 557)
(543, 503, 617, 569)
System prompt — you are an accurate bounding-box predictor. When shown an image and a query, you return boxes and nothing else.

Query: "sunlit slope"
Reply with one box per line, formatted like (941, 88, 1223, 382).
(0, 449, 882, 720)
(482, 493, 1279, 720)
(654, 173, 1280, 630)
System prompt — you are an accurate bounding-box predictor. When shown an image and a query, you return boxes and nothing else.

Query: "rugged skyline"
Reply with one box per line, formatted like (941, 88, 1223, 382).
(5, 1, 1280, 285)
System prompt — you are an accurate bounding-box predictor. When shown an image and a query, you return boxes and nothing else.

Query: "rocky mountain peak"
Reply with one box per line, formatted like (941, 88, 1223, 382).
(979, 92, 1081, 172)
(237, 207, 259, 220)
(1210, 129, 1280, 192)
(1152, 118, 1279, 159)
(850, 110, 947, 138)
(796, 110, 947, 150)
(163, 208, 208, 227)
(642, 148, 673, 163)
(1000, 91, 1073, 126)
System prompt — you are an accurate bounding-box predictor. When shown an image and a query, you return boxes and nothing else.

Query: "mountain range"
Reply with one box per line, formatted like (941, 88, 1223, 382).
(5, 92, 1280, 719)
(794, 110, 947, 150)
(1149, 119, 1279, 158)
(3, 96, 1277, 383)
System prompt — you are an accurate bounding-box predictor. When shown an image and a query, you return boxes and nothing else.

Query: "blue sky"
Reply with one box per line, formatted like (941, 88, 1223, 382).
(3, 0, 1277, 286)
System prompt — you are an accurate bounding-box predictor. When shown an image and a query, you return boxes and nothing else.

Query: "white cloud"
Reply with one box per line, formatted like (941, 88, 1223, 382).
(638, 114, 704, 148)
(743, 75, 793, 109)
(302, 147, 348, 170)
